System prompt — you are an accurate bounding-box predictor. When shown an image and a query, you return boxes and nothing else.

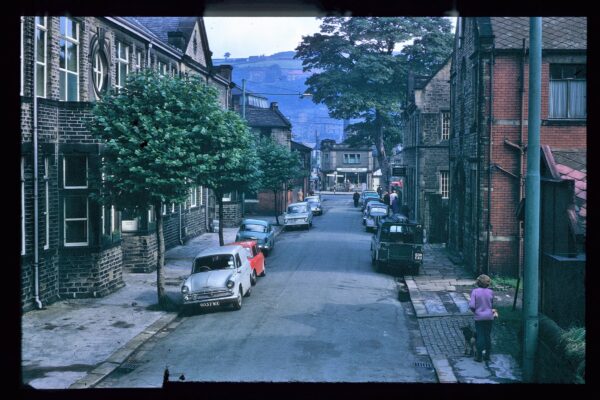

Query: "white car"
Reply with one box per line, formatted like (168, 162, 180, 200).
(181, 245, 253, 312)
(283, 202, 313, 230)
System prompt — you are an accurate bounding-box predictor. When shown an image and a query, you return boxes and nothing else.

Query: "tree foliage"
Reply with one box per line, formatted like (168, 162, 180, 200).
(295, 17, 453, 188)
(256, 137, 303, 224)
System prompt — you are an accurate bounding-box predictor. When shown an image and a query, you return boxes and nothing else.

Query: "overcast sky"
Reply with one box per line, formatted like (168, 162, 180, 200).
(204, 17, 457, 59)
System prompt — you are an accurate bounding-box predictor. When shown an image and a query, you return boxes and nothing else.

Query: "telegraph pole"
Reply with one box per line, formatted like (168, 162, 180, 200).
(522, 17, 541, 382)
(242, 78, 246, 120)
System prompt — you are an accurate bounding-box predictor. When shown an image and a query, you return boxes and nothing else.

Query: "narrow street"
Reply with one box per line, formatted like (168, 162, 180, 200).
(96, 194, 436, 386)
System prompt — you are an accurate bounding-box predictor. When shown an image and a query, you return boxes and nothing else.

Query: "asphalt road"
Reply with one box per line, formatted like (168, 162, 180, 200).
(96, 194, 436, 386)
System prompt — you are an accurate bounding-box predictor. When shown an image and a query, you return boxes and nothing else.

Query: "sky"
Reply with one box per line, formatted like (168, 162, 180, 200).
(205, 17, 457, 59)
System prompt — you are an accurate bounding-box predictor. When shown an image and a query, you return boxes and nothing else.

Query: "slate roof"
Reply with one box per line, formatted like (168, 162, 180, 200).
(487, 17, 587, 50)
(544, 146, 587, 236)
(244, 107, 291, 129)
(129, 17, 198, 50)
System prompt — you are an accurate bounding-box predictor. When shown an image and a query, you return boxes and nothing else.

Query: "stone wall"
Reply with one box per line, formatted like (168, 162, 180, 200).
(121, 233, 158, 273)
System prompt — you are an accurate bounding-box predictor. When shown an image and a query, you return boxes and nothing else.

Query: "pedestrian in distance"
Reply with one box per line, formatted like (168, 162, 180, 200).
(389, 190, 398, 205)
(353, 191, 360, 207)
(383, 191, 390, 206)
(468, 274, 497, 362)
(298, 189, 303, 202)
(377, 185, 383, 197)
(391, 195, 401, 214)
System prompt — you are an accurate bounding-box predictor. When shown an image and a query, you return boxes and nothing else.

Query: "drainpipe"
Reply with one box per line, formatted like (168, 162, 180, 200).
(178, 204, 184, 245)
(33, 19, 43, 310)
(485, 44, 495, 275)
(475, 51, 481, 274)
(523, 16, 541, 383)
(414, 111, 419, 222)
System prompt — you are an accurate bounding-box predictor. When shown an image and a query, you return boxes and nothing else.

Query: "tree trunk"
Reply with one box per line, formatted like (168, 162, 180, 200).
(155, 201, 168, 309)
(375, 109, 390, 191)
(274, 189, 280, 225)
(217, 194, 224, 246)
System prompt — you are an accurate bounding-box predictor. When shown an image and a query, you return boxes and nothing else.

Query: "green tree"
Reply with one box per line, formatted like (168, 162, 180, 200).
(90, 69, 224, 309)
(295, 17, 453, 189)
(257, 137, 303, 225)
(195, 110, 261, 246)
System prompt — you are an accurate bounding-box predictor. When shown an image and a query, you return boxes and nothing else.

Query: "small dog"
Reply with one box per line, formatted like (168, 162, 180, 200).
(460, 325, 477, 356)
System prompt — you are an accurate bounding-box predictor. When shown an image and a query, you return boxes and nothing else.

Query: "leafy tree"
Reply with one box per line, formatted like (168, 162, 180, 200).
(256, 137, 303, 225)
(224, 52, 231, 60)
(90, 69, 224, 309)
(194, 110, 261, 246)
(295, 17, 453, 189)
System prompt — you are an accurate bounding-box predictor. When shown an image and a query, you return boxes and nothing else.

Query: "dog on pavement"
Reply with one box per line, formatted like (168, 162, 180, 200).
(460, 325, 477, 356)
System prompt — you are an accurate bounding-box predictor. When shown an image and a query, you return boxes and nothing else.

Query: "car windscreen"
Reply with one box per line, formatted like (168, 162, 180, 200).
(305, 197, 319, 202)
(380, 225, 421, 243)
(240, 224, 266, 233)
(369, 207, 388, 216)
(288, 205, 307, 213)
(193, 254, 235, 273)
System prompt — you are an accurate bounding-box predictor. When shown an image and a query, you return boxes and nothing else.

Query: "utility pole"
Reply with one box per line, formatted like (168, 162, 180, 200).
(242, 78, 246, 120)
(523, 17, 541, 383)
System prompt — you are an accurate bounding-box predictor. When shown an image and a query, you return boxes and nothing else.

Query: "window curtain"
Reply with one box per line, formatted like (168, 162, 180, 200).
(549, 81, 567, 118)
(569, 81, 586, 118)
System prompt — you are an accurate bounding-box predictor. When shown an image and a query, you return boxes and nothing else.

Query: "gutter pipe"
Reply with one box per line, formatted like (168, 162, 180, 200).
(33, 19, 43, 310)
(485, 43, 495, 275)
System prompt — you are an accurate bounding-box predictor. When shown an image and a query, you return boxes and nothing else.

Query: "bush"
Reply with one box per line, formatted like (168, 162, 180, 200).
(490, 274, 521, 291)
(559, 327, 585, 383)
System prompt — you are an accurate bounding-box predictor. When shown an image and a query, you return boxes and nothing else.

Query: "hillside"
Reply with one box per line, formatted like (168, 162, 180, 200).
(214, 51, 345, 144)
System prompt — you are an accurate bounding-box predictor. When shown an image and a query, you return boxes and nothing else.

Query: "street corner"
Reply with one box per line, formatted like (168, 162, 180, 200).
(448, 353, 522, 383)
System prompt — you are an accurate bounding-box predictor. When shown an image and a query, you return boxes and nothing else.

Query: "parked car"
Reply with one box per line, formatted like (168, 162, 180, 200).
(235, 218, 275, 256)
(362, 195, 382, 211)
(360, 190, 379, 207)
(370, 216, 423, 275)
(363, 200, 387, 224)
(305, 196, 323, 215)
(228, 240, 266, 285)
(181, 245, 253, 312)
(283, 202, 313, 231)
(364, 202, 389, 232)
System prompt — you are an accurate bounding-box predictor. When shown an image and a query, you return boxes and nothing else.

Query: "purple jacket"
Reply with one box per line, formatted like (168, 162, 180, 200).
(469, 287, 494, 321)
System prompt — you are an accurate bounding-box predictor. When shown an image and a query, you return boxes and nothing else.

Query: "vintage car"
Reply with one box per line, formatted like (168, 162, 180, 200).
(181, 245, 253, 312)
(370, 215, 423, 275)
(283, 202, 313, 230)
(305, 195, 323, 215)
(235, 218, 275, 256)
(228, 240, 266, 285)
(360, 190, 379, 207)
(364, 202, 389, 232)
(361, 195, 382, 212)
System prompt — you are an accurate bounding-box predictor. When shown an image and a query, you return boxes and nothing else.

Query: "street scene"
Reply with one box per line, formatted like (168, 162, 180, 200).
(20, 13, 585, 391)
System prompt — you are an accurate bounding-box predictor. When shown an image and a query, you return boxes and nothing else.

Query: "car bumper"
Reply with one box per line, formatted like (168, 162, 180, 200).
(284, 220, 309, 227)
(182, 290, 237, 307)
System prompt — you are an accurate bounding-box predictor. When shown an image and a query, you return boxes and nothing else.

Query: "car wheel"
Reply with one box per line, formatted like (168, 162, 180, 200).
(250, 270, 257, 286)
(232, 288, 242, 310)
(260, 266, 266, 277)
(244, 284, 252, 297)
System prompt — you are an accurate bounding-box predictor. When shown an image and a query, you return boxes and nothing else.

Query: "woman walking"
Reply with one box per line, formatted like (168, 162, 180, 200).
(468, 274, 496, 362)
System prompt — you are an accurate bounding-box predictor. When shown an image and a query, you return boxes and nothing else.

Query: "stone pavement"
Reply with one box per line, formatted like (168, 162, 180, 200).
(404, 243, 522, 383)
(21, 214, 283, 389)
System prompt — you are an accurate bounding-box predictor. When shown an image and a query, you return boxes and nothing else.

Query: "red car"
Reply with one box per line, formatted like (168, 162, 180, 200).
(228, 240, 266, 285)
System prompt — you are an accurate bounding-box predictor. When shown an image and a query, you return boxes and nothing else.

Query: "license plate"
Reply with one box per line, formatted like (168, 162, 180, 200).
(199, 301, 220, 307)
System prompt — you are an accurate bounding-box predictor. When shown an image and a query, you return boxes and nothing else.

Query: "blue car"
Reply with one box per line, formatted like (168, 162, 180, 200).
(235, 219, 275, 256)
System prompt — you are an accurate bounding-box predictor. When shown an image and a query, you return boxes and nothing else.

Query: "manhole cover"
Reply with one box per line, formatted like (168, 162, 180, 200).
(414, 361, 433, 368)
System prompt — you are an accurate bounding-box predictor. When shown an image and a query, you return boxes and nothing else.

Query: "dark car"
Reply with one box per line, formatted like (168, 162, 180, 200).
(370, 215, 423, 275)
(235, 219, 275, 256)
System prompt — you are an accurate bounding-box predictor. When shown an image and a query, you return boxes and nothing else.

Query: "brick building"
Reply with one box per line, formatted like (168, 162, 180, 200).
(448, 17, 586, 276)
(320, 139, 376, 191)
(395, 58, 451, 243)
(20, 16, 233, 311)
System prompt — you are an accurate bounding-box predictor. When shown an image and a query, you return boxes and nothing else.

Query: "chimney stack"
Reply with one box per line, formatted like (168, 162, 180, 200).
(270, 102, 279, 110)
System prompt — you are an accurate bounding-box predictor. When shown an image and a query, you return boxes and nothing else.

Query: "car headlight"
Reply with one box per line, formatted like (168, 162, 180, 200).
(181, 285, 189, 294)
(226, 280, 235, 289)
(414, 252, 423, 260)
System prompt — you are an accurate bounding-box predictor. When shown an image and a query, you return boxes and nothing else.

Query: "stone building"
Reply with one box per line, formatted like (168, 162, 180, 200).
(395, 58, 451, 242)
(20, 16, 233, 310)
(320, 139, 376, 191)
(448, 17, 587, 276)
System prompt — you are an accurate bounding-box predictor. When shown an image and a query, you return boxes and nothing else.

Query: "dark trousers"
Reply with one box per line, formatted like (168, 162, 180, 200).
(475, 320, 493, 357)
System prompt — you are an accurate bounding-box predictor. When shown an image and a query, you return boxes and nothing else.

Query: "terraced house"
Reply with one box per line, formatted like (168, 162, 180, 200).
(20, 16, 234, 311)
(448, 17, 586, 276)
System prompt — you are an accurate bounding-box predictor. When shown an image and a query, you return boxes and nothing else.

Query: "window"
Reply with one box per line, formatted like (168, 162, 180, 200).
(441, 112, 450, 140)
(171, 203, 176, 213)
(36, 17, 48, 98)
(222, 192, 232, 202)
(92, 49, 108, 96)
(457, 17, 463, 48)
(549, 64, 586, 119)
(440, 171, 449, 199)
(63, 155, 87, 188)
(148, 205, 155, 223)
(59, 17, 79, 101)
(111, 206, 118, 234)
(21, 158, 26, 255)
(116, 41, 129, 90)
(199, 186, 204, 206)
(64, 196, 88, 246)
(190, 187, 198, 207)
(135, 50, 142, 71)
(343, 154, 361, 164)
(44, 157, 50, 249)
(162, 204, 167, 215)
